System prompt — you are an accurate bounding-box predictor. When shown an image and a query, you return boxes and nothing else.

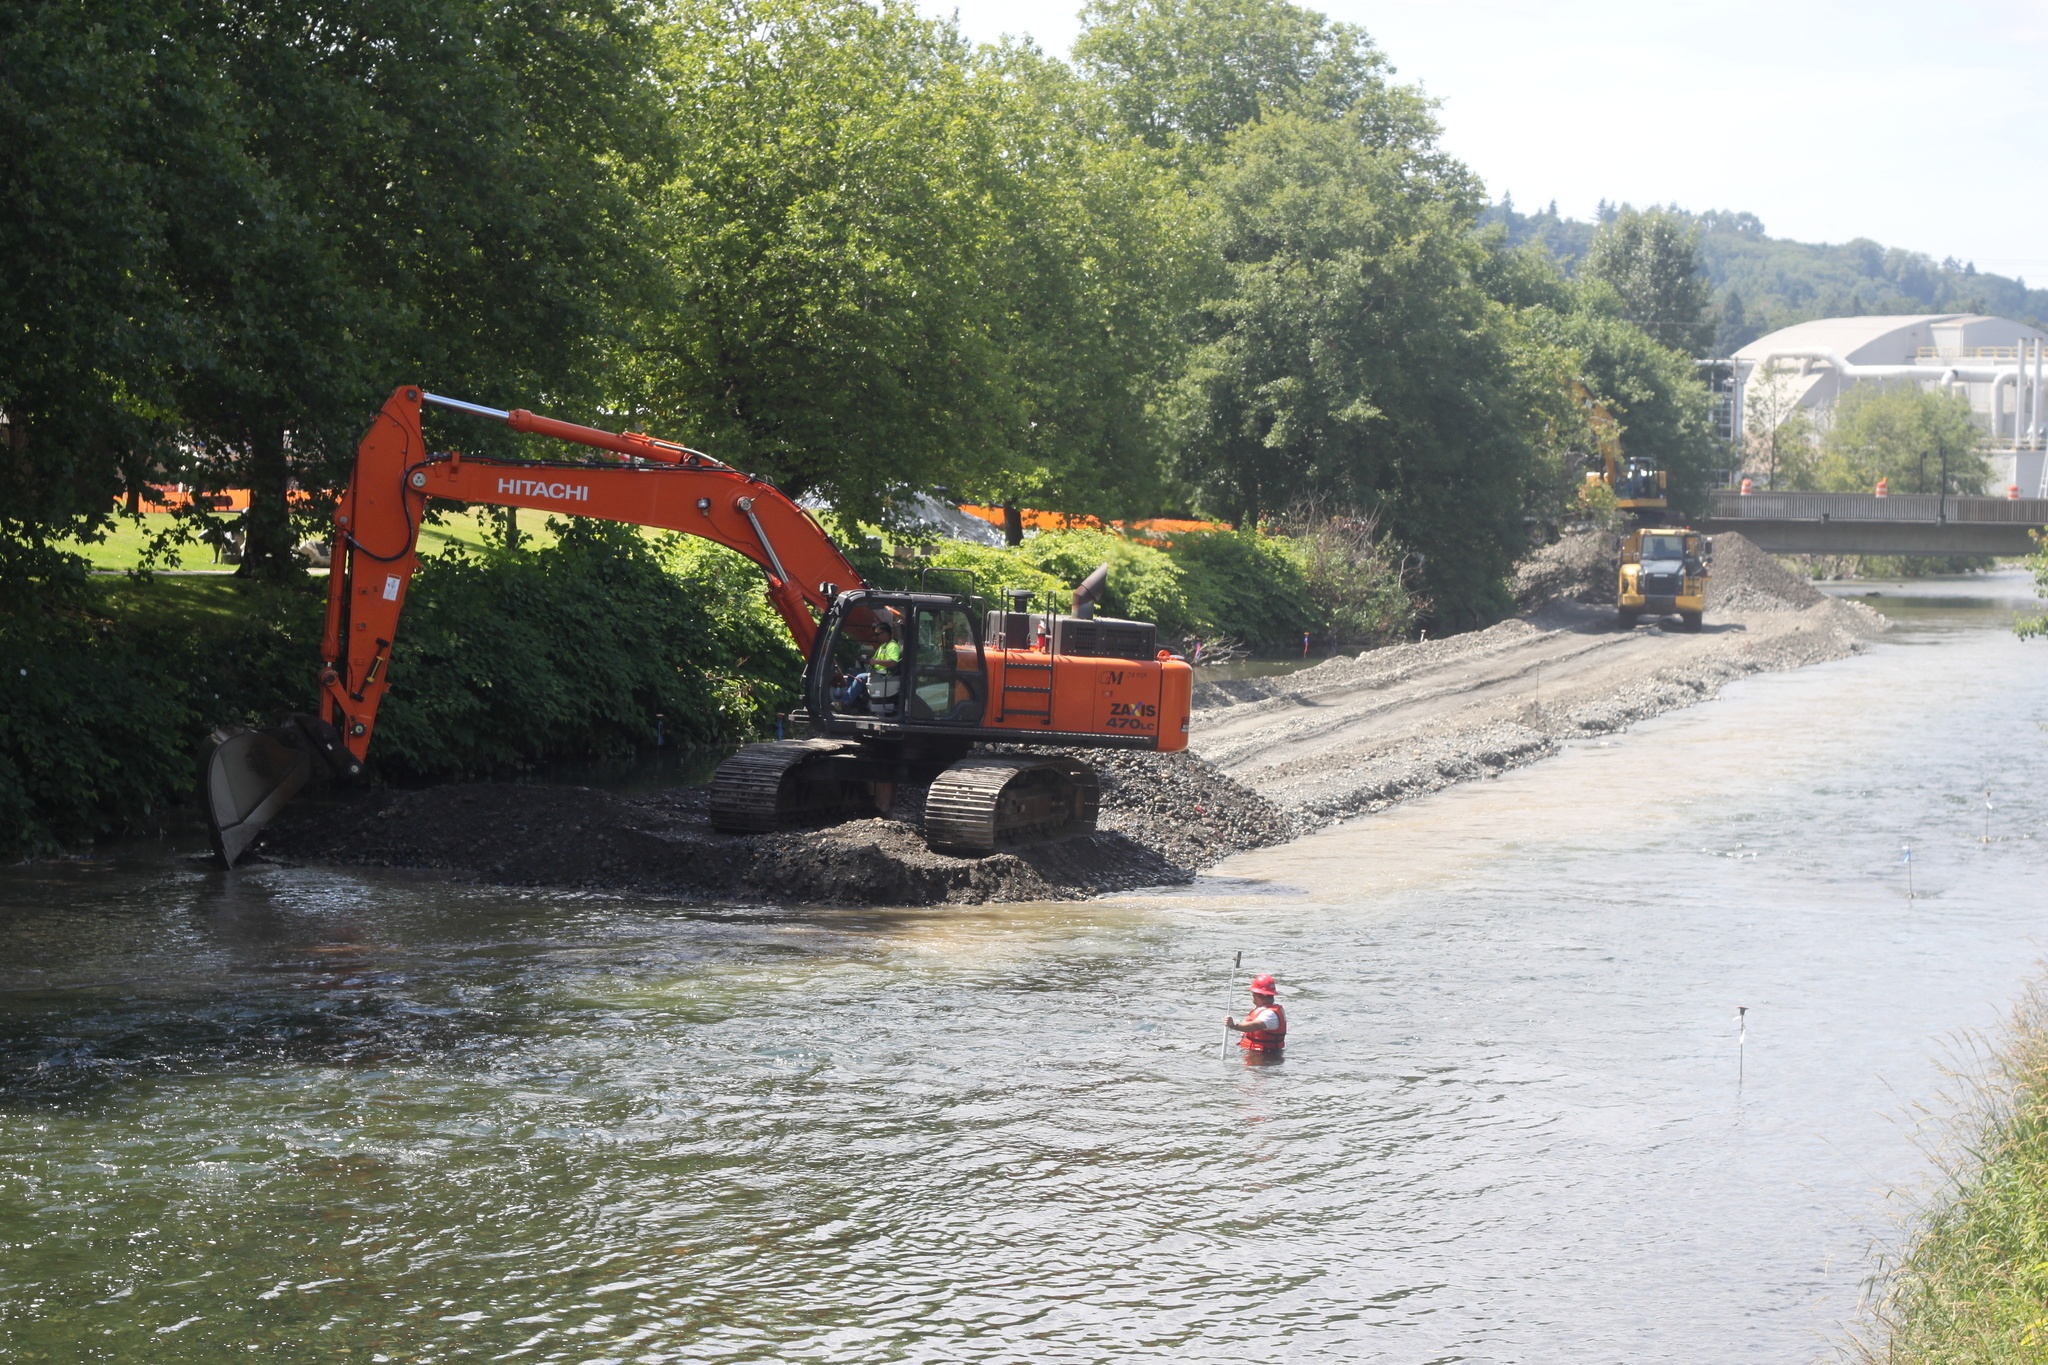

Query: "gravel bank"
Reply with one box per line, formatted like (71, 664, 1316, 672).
(1192, 531, 1886, 828)
(261, 748, 1290, 907)
(259, 531, 1884, 905)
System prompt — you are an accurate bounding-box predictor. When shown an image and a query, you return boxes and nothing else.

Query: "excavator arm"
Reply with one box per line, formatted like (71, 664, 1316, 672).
(203, 384, 862, 864)
(322, 385, 862, 762)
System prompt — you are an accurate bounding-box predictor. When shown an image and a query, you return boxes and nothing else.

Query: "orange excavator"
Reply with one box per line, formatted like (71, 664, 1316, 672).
(202, 385, 1194, 867)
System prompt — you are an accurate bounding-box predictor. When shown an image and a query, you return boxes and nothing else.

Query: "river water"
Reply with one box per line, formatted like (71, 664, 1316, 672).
(2, 576, 2043, 1362)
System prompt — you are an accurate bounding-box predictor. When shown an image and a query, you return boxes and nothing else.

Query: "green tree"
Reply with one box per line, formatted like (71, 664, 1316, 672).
(1811, 385, 1988, 494)
(1073, 0, 1383, 153)
(1538, 281, 1723, 515)
(2, 0, 672, 585)
(643, 0, 1015, 516)
(1582, 206, 1714, 357)
(1741, 360, 1818, 489)
(175, 0, 671, 580)
(952, 45, 1200, 528)
(1171, 107, 1542, 623)
(0, 0, 215, 585)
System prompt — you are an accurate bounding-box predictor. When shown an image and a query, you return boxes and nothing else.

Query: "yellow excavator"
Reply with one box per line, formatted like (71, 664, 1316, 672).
(1617, 527, 1708, 631)
(1575, 381, 1667, 516)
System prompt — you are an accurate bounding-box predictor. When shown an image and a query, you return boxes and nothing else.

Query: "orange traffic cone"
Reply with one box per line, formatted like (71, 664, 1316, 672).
(1739, 477, 1754, 495)
(2011, 484, 2022, 500)
(1875, 476, 1889, 498)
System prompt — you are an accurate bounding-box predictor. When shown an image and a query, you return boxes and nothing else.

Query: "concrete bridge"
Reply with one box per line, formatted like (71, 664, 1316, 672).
(1699, 491, 2048, 555)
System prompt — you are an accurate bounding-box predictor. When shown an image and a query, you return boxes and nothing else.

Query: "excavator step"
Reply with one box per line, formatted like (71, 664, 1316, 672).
(709, 738, 871, 834)
(924, 756, 1099, 857)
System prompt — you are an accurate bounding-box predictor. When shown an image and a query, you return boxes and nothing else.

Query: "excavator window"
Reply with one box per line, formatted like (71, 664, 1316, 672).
(823, 601, 906, 716)
(907, 607, 986, 723)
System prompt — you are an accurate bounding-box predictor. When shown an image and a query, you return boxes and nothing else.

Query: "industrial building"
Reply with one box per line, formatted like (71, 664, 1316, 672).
(1732, 314, 2048, 495)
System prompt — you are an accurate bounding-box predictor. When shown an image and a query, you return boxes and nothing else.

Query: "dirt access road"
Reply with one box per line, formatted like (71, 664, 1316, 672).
(1188, 536, 1886, 828)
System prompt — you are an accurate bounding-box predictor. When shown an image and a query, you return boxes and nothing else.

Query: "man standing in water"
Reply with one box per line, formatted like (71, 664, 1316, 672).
(1226, 974, 1286, 1059)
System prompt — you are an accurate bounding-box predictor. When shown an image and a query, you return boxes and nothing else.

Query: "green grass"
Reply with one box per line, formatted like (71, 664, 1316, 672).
(59, 508, 561, 573)
(1863, 986, 2048, 1362)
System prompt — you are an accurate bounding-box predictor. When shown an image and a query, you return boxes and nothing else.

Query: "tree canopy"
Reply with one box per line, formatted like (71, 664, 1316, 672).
(1813, 386, 1989, 496)
(4, 0, 1727, 627)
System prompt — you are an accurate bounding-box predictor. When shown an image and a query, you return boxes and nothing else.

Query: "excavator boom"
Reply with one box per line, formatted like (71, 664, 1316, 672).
(321, 386, 858, 763)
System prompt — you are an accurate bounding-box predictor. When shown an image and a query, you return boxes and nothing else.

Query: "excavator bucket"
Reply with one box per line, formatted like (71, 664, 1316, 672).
(201, 714, 355, 868)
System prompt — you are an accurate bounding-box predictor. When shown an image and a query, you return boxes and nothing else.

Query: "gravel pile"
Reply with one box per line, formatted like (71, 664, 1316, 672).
(259, 746, 1288, 907)
(1514, 528, 1620, 609)
(1513, 528, 1828, 617)
(1704, 532, 1825, 612)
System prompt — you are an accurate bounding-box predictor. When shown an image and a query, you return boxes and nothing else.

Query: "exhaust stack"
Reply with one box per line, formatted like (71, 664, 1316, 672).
(1071, 563, 1109, 620)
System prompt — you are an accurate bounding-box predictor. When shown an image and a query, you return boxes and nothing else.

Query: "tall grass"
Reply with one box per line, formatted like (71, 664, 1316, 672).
(1860, 982, 2048, 1363)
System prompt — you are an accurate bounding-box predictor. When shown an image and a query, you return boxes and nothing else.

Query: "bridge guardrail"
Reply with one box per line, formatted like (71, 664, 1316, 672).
(1708, 492, 2048, 525)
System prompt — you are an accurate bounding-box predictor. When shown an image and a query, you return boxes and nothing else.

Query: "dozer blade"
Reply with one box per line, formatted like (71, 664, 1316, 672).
(202, 726, 316, 868)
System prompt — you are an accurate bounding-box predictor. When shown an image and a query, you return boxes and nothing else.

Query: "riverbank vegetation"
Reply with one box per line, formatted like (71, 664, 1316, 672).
(1862, 986, 2048, 1363)
(3, 0, 1723, 852)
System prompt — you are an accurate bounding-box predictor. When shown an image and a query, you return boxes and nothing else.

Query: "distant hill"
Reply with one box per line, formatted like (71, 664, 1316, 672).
(1480, 197, 2048, 355)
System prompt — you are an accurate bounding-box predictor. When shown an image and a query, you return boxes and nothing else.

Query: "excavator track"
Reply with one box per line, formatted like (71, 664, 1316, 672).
(923, 756, 1100, 857)
(709, 739, 872, 834)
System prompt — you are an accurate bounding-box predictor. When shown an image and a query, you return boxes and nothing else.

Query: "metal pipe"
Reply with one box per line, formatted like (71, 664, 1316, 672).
(2023, 337, 2039, 448)
(422, 392, 513, 422)
(735, 496, 791, 586)
(1739, 347, 2020, 384)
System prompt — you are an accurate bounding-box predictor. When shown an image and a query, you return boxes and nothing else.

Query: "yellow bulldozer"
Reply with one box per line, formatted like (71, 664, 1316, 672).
(1617, 528, 1709, 632)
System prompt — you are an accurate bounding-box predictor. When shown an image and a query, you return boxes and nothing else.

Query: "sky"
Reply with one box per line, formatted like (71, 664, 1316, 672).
(920, 0, 2048, 280)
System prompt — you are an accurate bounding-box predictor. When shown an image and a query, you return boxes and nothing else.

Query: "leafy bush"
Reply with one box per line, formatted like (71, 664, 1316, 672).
(1, 575, 323, 857)
(1, 526, 803, 854)
(1166, 531, 1315, 652)
(919, 541, 1068, 608)
(1288, 513, 1421, 646)
(370, 521, 799, 782)
(0, 608, 197, 855)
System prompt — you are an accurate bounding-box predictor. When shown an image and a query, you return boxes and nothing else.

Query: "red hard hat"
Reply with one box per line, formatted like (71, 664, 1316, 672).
(1249, 974, 1278, 996)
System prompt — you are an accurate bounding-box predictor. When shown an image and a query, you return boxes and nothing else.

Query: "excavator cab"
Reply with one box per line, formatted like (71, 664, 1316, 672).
(811, 591, 988, 728)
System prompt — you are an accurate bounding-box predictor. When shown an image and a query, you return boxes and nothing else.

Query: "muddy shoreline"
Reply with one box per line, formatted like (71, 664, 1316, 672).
(259, 533, 1888, 904)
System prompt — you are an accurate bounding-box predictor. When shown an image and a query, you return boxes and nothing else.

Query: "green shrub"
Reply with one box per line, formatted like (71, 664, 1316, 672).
(0, 608, 197, 855)
(920, 541, 1068, 607)
(1290, 514, 1421, 646)
(1868, 987, 2048, 1363)
(1166, 531, 1316, 652)
(1, 526, 804, 853)
(1, 575, 323, 857)
(370, 520, 799, 782)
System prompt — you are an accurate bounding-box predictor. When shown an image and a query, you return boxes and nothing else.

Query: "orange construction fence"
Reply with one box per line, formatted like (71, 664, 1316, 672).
(957, 505, 1233, 541)
(115, 487, 325, 514)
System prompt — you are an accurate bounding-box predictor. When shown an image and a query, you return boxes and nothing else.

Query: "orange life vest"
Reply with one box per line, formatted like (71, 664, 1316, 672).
(1238, 1003, 1286, 1053)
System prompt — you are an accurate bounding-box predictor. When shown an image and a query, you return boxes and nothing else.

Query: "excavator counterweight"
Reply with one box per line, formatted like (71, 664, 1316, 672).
(203, 385, 1193, 868)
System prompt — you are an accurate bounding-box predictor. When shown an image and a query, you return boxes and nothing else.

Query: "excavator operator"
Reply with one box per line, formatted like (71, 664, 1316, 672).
(840, 616, 903, 714)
